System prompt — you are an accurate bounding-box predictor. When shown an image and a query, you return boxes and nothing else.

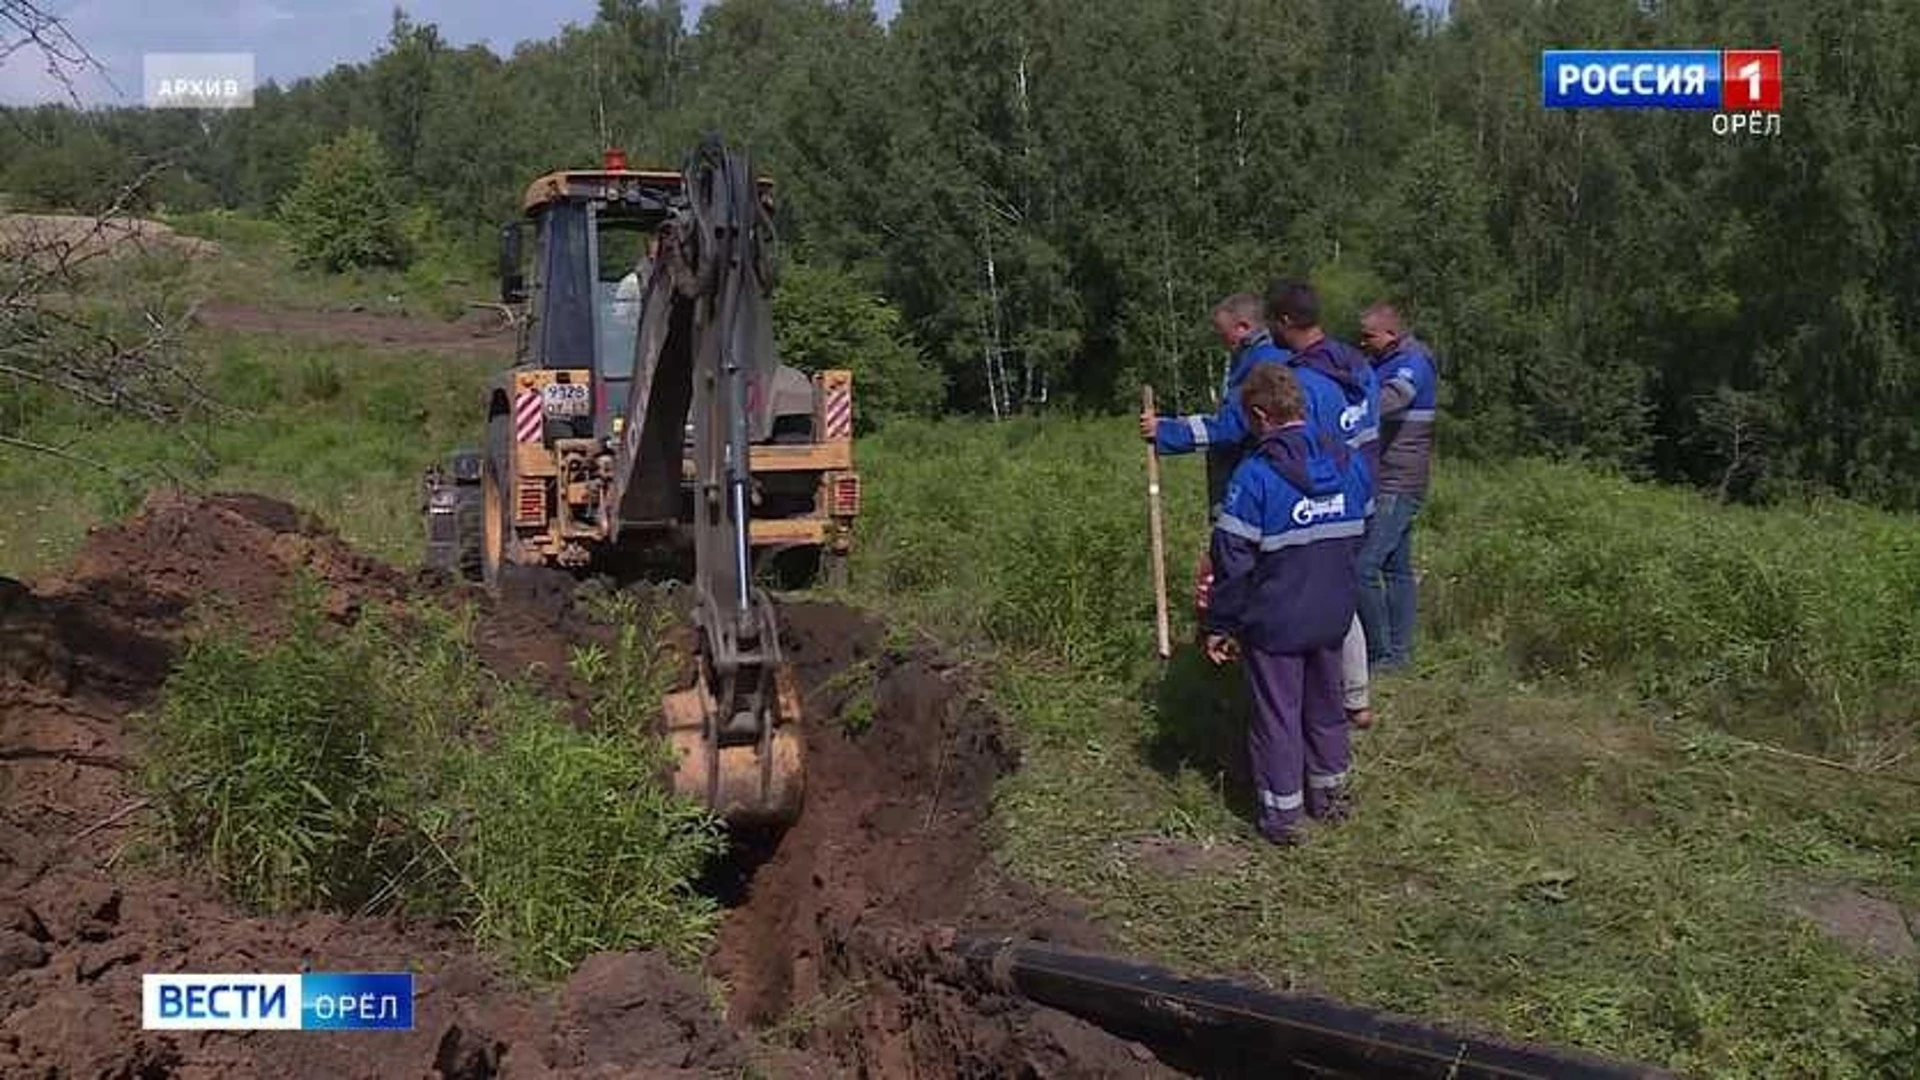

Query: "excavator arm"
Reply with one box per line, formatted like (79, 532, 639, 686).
(613, 138, 804, 827)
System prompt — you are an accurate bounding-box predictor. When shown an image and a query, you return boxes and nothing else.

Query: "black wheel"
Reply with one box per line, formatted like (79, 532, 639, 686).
(822, 550, 850, 589)
(754, 544, 823, 592)
(453, 484, 484, 582)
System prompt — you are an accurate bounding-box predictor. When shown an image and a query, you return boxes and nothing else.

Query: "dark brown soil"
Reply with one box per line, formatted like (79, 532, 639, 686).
(0, 494, 756, 1078)
(195, 302, 516, 357)
(36, 490, 410, 642)
(710, 602, 1178, 1078)
(0, 492, 1188, 1078)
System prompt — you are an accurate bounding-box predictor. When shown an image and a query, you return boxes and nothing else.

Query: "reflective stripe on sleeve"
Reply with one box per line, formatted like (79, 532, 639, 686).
(1216, 513, 1261, 542)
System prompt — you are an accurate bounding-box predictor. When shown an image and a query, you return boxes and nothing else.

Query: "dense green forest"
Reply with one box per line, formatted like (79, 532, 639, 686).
(5, 0, 1917, 508)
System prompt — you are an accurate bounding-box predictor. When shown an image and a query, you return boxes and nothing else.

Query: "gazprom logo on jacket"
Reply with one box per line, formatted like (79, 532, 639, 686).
(1338, 404, 1364, 433)
(1291, 494, 1347, 527)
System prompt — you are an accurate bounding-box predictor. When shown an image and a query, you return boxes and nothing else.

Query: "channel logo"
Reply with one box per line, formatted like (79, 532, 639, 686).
(142, 972, 413, 1031)
(1542, 49, 1781, 111)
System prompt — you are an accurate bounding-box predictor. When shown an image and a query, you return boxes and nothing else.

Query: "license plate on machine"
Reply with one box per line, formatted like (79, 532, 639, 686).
(542, 382, 590, 417)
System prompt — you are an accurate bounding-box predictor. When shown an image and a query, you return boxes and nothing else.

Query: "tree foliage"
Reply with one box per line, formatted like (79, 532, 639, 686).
(772, 261, 942, 430)
(276, 127, 408, 272)
(6, 0, 1919, 508)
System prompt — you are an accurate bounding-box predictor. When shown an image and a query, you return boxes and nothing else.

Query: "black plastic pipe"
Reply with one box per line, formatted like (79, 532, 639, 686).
(951, 935, 1675, 1080)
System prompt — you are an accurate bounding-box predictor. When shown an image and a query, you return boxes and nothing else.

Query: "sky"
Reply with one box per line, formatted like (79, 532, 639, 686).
(0, 0, 901, 107)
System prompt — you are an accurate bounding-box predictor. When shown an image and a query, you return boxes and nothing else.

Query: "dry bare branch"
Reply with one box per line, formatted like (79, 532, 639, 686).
(1, 10, 222, 478)
(2, 161, 227, 477)
(0, 0, 113, 105)
(0, 432, 125, 476)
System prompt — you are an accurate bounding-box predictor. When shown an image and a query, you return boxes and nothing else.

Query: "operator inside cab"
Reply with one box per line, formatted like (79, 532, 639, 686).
(615, 233, 659, 309)
(599, 231, 660, 422)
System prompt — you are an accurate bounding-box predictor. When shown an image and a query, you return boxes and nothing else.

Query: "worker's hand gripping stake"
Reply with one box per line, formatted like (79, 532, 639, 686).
(1142, 386, 1172, 659)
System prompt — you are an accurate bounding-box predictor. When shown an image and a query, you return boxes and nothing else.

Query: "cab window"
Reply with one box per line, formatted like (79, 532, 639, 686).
(595, 220, 650, 382)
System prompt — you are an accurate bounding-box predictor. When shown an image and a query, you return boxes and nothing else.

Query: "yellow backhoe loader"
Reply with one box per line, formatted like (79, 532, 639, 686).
(423, 137, 858, 829)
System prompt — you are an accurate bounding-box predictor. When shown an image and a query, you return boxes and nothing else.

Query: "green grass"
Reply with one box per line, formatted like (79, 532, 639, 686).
(9, 231, 1918, 1070)
(162, 208, 489, 320)
(846, 417, 1920, 1078)
(140, 581, 724, 979)
(0, 211, 500, 581)
(1425, 461, 1920, 761)
(852, 419, 1920, 764)
(568, 589, 684, 735)
(0, 329, 493, 579)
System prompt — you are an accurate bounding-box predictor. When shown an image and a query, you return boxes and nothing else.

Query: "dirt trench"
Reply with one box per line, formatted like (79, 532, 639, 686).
(0, 492, 1186, 1079)
(705, 602, 1183, 1077)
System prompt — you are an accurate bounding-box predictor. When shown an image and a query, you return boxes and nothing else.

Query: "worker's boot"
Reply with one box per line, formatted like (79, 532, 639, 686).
(1258, 812, 1307, 847)
(1309, 783, 1354, 824)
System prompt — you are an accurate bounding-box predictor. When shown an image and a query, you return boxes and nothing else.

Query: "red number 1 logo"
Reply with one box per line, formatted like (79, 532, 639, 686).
(1722, 50, 1782, 111)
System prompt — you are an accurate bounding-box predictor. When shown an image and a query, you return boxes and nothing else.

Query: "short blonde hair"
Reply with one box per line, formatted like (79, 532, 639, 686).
(1239, 363, 1304, 426)
(1213, 293, 1264, 325)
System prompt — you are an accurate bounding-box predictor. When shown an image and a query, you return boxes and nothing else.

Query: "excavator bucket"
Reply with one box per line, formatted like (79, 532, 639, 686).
(660, 640, 806, 828)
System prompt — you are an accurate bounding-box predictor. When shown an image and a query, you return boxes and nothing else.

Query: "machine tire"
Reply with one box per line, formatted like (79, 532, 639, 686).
(453, 484, 485, 582)
(481, 413, 510, 592)
(822, 549, 850, 589)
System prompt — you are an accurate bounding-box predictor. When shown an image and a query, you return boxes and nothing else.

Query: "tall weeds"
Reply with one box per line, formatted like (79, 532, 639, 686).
(140, 581, 723, 979)
(852, 419, 1920, 760)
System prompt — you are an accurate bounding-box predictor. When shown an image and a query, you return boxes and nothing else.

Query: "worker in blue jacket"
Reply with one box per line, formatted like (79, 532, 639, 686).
(1203, 362, 1368, 845)
(1139, 293, 1291, 623)
(1139, 293, 1290, 521)
(1356, 302, 1440, 671)
(1267, 280, 1379, 480)
(1267, 280, 1380, 730)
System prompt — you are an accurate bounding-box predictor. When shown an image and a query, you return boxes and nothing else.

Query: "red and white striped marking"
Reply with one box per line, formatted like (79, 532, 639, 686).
(514, 387, 543, 443)
(824, 388, 853, 440)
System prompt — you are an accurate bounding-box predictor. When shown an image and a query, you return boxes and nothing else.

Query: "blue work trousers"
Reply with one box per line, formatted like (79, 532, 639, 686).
(1356, 493, 1423, 670)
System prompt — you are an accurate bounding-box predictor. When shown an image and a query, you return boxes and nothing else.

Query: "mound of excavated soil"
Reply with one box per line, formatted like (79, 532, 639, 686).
(0, 494, 761, 1078)
(0, 213, 221, 265)
(35, 490, 409, 642)
(1, 491, 1186, 1078)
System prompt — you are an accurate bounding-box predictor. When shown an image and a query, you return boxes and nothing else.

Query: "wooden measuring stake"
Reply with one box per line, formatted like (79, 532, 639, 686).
(1143, 386, 1172, 659)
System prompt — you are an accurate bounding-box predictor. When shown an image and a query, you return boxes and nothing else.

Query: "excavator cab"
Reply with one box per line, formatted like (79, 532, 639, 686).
(425, 140, 843, 827)
(467, 148, 857, 583)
